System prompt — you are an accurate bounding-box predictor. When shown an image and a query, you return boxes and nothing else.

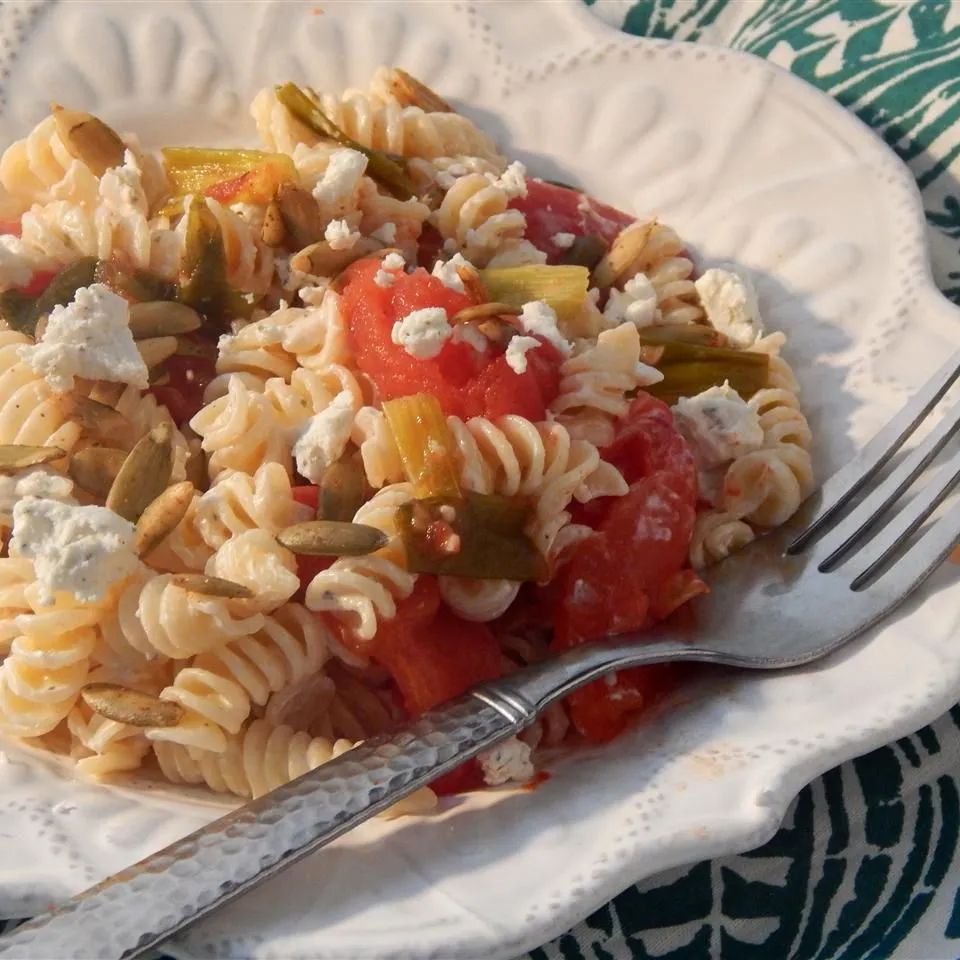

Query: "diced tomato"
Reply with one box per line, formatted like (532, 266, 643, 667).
(416, 223, 444, 268)
(553, 392, 702, 742)
(148, 340, 217, 427)
(291, 485, 319, 512)
(341, 259, 562, 420)
(510, 180, 635, 262)
(432, 758, 485, 796)
(0, 219, 21, 238)
(366, 577, 502, 715)
(17, 270, 57, 298)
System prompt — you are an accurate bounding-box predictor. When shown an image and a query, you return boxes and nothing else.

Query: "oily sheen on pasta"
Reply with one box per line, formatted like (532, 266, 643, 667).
(0, 66, 812, 805)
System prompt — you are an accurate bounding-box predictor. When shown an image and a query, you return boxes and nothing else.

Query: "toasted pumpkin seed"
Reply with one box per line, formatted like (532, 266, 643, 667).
(291, 237, 383, 279)
(51, 104, 125, 177)
(0, 444, 65, 473)
(318, 459, 366, 522)
(278, 520, 388, 556)
(451, 302, 521, 324)
(137, 336, 179, 370)
(81, 683, 183, 728)
(105, 421, 174, 522)
(456, 266, 489, 304)
(181, 426, 208, 493)
(275, 183, 325, 249)
(68, 446, 128, 498)
(388, 69, 454, 113)
(135, 481, 194, 558)
(261, 199, 287, 248)
(592, 221, 657, 289)
(171, 574, 254, 599)
(65, 396, 130, 437)
(476, 317, 518, 347)
(128, 301, 202, 340)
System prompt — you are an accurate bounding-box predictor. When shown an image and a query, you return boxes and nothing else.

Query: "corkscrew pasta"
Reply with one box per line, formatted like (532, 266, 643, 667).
(0, 66, 812, 806)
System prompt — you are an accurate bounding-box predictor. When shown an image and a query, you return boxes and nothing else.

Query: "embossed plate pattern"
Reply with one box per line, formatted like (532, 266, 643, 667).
(0, 2, 957, 959)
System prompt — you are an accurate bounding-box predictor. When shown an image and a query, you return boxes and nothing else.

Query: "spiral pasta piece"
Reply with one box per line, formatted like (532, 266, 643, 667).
(0, 584, 103, 737)
(0, 115, 80, 214)
(0, 557, 37, 652)
(0, 331, 82, 452)
(305, 484, 416, 645)
(721, 444, 814, 529)
(749, 388, 813, 450)
(689, 510, 756, 569)
(204, 530, 300, 614)
(435, 173, 526, 265)
(67, 705, 150, 777)
(148, 603, 331, 753)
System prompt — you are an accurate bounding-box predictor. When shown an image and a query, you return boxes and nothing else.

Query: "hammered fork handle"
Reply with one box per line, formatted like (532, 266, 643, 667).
(0, 637, 690, 960)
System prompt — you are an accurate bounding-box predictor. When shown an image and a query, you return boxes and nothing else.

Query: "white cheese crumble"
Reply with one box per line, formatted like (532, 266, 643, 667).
(391, 307, 452, 359)
(672, 382, 764, 469)
(324, 218, 360, 251)
(479, 736, 535, 786)
(311, 148, 368, 212)
(603, 272, 660, 329)
(518, 300, 571, 356)
(10, 499, 138, 605)
(451, 323, 488, 353)
(552, 231, 576, 250)
(431, 253, 475, 293)
(694, 267, 764, 348)
(19, 283, 148, 391)
(374, 251, 406, 288)
(298, 281, 329, 306)
(504, 335, 541, 374)
(370, 222, 397, 245)
(293, 391, 356, 484)
(488, 160, 527, 199)
(0, 468, 74, 526)
(0, 235, 37, 289)
(99, 149, 148, 219)
(484, 239, 547, 268)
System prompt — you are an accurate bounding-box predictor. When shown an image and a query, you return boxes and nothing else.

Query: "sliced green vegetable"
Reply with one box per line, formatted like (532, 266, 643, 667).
(396, 491, 546, 581)
(162, 147, 295, 207)
(646, 343, 769, 404)
(34, 257, 98, 318)
(178, 198, 252, 328)
(94, 259, 179, 304)
(638, 324, 728, 348)
(382, 393, 461, 500)
(0, 289, 39, 335)
(557, 235, 607, 271)
(479, 264, 589, 326)
(318, 458, 367, 522)
(275, 82, 415, 199)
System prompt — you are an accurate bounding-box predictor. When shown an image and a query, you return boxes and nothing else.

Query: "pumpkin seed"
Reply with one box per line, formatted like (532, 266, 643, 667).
(261, 199, 287, 248)
(65, 395, 130, 437)
(135, 481, 194, 558)
(277, 520, 388, 556)
(387, 69, 454, 114)
(105, 421, 173, 522)
(318, 459, 366, 523)
(451, 302, 521, 324)
(128, 301, 202, 340)
(291, 236, 383, 279)
(592, 221, 657, 289)
(68, 446, 128, 498)
(137, 336, 179, 370)
(170, 574, 254, 599)
(476, 317, 518, 347)
(181, 426, 208, 493)
(51, 104, 125, 177)
(0, 444, 65, 473)
(456, 266, 489, 304)
(81, 683, 183, 728)
(275, 182, 325, 249)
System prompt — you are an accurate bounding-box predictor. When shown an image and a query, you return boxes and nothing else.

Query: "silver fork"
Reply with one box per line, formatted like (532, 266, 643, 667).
(4, 350, 960, 960)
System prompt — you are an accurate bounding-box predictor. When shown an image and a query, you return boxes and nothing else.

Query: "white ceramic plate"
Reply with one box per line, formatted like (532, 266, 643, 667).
(0, 2, 958, 958)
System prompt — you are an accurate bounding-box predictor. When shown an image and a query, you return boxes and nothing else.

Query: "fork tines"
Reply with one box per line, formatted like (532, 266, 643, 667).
(789, 349, 960, 591)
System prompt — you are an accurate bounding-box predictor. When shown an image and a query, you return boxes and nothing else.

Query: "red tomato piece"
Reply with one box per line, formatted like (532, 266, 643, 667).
(510, 180, 636, 262)
(291, 485, 319, 512)
(149, 350, 217, 428)
(18, 270, 57, 298)
(0, 219, 22, 238)
(431, 758, 485, 796)
(552, 392, 702, 742)
(341, 259, 562, 421)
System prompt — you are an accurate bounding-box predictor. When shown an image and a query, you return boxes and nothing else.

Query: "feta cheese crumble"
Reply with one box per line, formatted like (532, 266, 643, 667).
(391, 307, 452, 359)
(99, 149, 148, 219)
(370, 222, 397, 245)
(479, 736, 535, 786)
(312, 148, 368, 213)
(504, 335, 541, 374)
(603, 272, 660, 329)
(431, 253, 475, 293)
(0, 468, 75, 527)
(488, 160, 527, 199)
(694, 267, 764, 348)
(0, 235, 38, 289)
(293, 391, 357, 484)
(10, 499, 139, 605)
(518, 300, 571, 356)
(672, 382, 764, 469)
(374, 251, 406, 288)
(551, 231, 576, 250)
(324, 218, 360, 251)
(19, 283, 148, 391)
(451, 322, 488, 353)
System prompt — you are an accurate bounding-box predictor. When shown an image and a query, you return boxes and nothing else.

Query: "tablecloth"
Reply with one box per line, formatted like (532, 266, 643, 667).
(528, 2, 960, 958)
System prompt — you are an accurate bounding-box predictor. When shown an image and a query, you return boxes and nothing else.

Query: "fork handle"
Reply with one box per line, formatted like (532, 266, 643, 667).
(0, 637, 686, 960)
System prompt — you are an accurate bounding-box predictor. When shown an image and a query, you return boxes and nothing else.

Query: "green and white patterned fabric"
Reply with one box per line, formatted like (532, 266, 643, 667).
(529, 2, 960, 958)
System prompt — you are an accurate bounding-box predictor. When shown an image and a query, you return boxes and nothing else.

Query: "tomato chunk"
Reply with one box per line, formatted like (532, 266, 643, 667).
(341, 259, 562, 420)
(0, 219, 22, 238)
(553, 393, 702, 742)
(18, 270, 57, 298)
(149, 345, 217, 428)
(510, 180, 635, 262)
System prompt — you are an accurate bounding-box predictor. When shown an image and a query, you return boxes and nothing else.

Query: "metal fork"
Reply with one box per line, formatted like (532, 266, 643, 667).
(4, 351, 960, 960)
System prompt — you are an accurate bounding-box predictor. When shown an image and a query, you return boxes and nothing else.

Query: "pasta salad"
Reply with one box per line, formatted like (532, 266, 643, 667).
(0, 68, 812, 810)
